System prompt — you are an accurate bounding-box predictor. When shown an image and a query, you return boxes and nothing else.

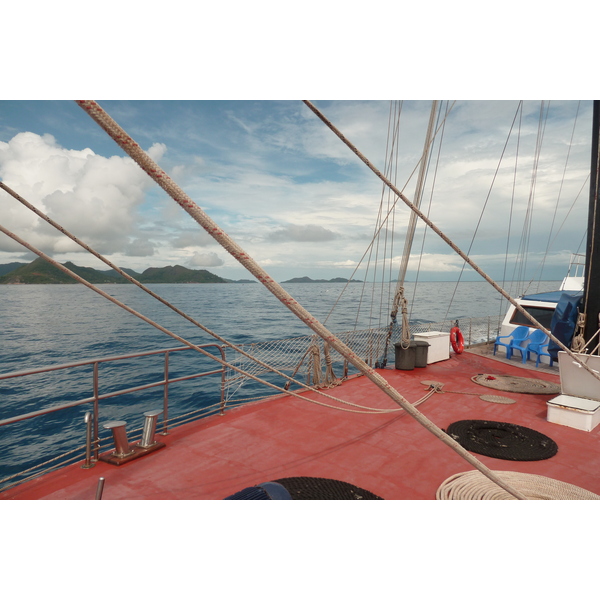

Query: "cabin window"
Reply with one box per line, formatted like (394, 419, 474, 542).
(509, 306, 554, 329)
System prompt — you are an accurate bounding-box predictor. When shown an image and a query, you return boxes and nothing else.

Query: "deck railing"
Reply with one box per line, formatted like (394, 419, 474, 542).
(0, 344, 226, 490)
(0, 315, 503, 491)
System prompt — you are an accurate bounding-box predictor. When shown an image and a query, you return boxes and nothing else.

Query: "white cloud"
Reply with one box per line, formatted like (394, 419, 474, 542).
(267, 224, 338, 243)
(0, 100, 591, 284)
(172, 230, 214, 248)
(0, 131, 154, 258)
(125, 238, 156, 257)
(333, 260, 359, 267)
(188, 251, 224, 267)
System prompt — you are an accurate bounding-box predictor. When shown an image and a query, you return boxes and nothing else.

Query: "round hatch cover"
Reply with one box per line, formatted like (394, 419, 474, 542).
(446, 419, 558, 461)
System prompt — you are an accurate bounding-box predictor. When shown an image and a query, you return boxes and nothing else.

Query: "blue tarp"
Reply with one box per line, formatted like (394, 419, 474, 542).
(521, 290, 567, 303)
(548, 291, 583, 360)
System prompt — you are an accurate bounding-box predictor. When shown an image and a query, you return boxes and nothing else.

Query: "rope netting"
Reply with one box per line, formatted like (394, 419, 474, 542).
(221, 317, 503, 405)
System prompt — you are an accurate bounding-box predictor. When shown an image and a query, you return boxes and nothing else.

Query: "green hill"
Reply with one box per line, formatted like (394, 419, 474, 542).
(0, 257, 123, 284)
(0, 259, 229, 284)
(138, 265, 228, 283)
(0, 262, 28, 277)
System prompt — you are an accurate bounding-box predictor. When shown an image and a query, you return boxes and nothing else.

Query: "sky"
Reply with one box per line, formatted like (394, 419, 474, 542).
(0, 99, 593, 283)
(1, 2, 597, 285)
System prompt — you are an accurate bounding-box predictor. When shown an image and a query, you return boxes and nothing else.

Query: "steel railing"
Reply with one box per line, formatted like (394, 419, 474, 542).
(0, 317, 503, 490)
(0, 344, 226, 465)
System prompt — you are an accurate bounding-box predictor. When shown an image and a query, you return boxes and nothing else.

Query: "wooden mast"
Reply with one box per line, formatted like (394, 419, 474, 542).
(583, 100, 600, 352)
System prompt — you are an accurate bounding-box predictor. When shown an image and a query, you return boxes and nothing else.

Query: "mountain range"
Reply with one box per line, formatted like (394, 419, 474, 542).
(0, 258, 234, 284)
(0, 259, 361, 285)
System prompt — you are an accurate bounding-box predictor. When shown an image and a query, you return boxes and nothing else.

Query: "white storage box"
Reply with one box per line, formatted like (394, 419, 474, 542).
(413, 331, 450, 364)
(558, 351, 600, 400)
(547, 394, 600, 432)
(546, 352, 600, 431)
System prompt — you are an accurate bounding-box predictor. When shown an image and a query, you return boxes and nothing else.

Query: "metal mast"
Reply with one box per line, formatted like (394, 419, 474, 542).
(583, 100, 600, 352)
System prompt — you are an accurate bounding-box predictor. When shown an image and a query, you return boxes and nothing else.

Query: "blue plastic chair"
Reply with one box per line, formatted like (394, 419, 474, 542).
(525, 331, 554, 367)
(493, 326, 531, 360)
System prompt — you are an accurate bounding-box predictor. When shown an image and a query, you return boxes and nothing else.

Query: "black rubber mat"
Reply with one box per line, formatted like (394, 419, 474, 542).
(273, 477, 383, 500)
(446, 420, 558, 461)
(225, 476, 382, 499)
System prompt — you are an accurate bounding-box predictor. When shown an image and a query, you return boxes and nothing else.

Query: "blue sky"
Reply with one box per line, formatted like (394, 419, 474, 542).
(0, 100, 593, 283)
(2, 2, 596, 285)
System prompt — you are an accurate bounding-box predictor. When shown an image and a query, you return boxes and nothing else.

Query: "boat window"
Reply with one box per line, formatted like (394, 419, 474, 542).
(510, 306, 554, 329)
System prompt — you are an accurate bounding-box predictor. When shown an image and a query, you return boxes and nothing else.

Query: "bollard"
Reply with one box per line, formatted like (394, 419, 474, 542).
(102, 420, 134, 458)
(139, 409, 163, 448)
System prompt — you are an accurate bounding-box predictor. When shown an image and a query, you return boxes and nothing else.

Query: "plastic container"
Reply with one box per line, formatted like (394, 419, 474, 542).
(394, 342, 416, 370)
(414, 341, 430, 368)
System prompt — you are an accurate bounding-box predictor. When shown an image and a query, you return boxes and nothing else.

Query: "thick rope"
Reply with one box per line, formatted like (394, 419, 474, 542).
(0, 224, 402, 416)
(572, 310, 587, 352)
(0, 181, 386, 414)
(76, 100, 529, 500)
(303, 100, 600, 386)
(437, 470, 600, 500)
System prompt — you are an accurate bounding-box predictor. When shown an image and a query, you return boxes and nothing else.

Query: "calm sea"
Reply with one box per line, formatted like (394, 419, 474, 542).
(0, 279, 561, 485)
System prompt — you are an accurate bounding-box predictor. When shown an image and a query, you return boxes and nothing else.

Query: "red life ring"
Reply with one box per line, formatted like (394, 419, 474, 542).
(450, 327, 464, 354)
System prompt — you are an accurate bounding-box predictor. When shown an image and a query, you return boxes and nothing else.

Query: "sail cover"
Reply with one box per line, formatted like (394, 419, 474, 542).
(548, 291, 583, 360)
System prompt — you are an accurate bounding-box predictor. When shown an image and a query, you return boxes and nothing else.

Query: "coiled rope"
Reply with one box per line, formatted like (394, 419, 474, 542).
(437, 470, 600, 500)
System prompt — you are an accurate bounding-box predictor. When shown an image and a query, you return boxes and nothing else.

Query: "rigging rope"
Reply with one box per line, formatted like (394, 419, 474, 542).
(76, 99, 529, 500)
(0, 181, 378, 411)
(0, 220, 401, 416)
(303, 100, 600, 386)
(539, 101, 582, 282)
(445, 101, 524, 323)
(380, 101, 439, 362)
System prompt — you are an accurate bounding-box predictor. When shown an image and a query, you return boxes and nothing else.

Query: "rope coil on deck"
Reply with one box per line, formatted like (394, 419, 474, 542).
(479, 394, 517, 404)
(471, 373, 560, 395)
(437, 470, 600, 500)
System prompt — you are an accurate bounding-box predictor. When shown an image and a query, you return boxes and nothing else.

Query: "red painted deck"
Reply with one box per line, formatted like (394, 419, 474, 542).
(2, 349, 599, 500)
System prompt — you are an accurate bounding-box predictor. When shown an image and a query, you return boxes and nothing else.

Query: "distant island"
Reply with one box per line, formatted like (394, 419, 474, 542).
(0, 259, 360, 285)
(281, 276, 362, 283)
(0, 258, 246, 284)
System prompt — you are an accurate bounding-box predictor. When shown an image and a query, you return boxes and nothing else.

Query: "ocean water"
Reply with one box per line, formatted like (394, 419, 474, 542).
(0, 279, 561, 485)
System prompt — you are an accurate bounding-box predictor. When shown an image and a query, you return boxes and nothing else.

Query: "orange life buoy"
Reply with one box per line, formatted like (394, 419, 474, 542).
(450, 326, 464, 354)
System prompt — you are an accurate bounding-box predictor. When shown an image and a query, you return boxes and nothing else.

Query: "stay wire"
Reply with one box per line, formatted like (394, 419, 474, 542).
(0, 182, 398, 415)
(442, 101, 523, 324)
(303, 100, 600, 386)
(539, 101, 582, 282)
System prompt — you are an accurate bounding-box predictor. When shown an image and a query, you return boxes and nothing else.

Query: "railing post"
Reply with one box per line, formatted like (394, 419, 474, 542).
(219, 346, 226, 415)
(81, 411, 95, 469)
(162, 350, 169, 435)
(95, 477, 105, 500)
(93, 362, 100, 461)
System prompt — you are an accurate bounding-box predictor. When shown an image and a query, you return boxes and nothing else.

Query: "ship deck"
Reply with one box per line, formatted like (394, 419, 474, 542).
(2, 345, 599, 500)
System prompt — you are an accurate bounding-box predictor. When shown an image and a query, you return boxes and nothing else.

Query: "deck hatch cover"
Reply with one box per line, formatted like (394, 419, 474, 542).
(446, 420, 558, 461)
